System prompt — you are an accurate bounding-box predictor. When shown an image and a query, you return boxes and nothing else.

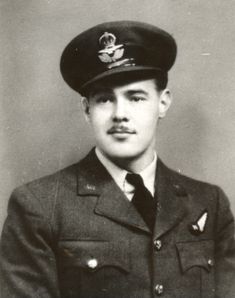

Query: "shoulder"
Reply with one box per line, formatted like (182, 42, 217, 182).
(16, 162, 78, 193)
(9, 162, 80, 219)
(160, 161, 234, 237)
(159, 159, 230, 208)
(8, 149, 97, 218)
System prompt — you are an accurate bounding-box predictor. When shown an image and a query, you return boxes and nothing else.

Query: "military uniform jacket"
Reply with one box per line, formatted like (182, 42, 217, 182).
(1, 149, 235, 298)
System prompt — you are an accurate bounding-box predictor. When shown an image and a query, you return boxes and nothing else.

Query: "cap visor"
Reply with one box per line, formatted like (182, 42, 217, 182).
(80, 65, 162, 91)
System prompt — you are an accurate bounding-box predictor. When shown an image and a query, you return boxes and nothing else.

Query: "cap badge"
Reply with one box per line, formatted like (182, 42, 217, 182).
(98, 32, 135, 69)
(98, 32, 124, 61)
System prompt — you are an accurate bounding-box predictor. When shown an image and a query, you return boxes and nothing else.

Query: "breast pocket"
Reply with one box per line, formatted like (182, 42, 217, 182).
(176, 240, 215, 298)
(57, 240, 130, 298)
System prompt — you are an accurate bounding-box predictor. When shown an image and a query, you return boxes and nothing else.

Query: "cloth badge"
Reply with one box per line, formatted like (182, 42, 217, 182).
(189, 210, 208, 235)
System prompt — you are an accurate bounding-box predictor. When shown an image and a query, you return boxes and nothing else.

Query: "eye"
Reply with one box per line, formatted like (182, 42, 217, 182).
(130, 96, 146, 102)
(96, 96, 113, 103)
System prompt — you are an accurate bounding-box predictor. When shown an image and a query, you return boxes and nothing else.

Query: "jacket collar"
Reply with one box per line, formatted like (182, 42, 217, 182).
(153, 159, 188, 239)
(77, 148, 188, 236)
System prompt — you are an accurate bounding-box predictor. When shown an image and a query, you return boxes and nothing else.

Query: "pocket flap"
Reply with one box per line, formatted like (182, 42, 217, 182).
(176, 240, 214, 273)
(58, 240, 130, 273)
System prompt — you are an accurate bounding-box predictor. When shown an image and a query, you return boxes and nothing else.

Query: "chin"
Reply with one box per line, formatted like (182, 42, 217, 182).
(102, 146, 144, 162)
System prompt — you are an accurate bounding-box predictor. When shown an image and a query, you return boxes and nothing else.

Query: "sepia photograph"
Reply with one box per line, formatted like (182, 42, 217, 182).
(0, 1, 235, 297)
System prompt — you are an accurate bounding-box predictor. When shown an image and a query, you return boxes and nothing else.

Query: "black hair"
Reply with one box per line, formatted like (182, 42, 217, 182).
(80, 70, 168, 98)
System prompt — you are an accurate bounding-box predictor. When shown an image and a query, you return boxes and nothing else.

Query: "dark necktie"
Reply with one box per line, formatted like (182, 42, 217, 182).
(126, 173, 157, 231)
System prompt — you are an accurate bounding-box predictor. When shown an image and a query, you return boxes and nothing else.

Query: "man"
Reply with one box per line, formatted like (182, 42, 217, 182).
(0, 21, 235, 298)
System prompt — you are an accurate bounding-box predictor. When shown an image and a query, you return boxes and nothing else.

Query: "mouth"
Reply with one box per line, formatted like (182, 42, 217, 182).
(107, 126, 136, 135)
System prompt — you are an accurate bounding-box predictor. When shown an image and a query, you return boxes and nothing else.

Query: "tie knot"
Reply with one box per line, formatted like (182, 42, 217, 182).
(126, 173, 144, 189)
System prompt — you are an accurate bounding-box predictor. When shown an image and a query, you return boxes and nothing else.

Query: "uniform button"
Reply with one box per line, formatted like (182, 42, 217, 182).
(87, 258, 98, 269)
(208, 259, 214, 267)
(154, 239, 162, 251)
(155, 284, 164, 295)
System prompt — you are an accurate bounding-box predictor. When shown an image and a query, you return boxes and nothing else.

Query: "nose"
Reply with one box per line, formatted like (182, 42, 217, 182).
(112, 98, 128, 122)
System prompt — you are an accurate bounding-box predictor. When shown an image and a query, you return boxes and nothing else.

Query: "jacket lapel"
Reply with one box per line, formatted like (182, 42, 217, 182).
(153, 159, 188, 239)
(76, 149, 188, 236)
(77, 149, 150, 233)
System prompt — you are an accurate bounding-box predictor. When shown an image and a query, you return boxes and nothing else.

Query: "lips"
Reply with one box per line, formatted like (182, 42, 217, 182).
(107, 126, 136, 134)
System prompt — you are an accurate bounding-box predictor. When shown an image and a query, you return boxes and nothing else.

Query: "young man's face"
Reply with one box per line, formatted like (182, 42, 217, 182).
(82, 78, 171, 168)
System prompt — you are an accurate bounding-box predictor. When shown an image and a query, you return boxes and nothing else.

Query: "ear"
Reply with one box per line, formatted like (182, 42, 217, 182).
(158, 89, 172, 119)
(81, 97, 90, 122)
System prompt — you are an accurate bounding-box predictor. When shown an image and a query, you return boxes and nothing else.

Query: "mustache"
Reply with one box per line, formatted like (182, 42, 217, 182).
(107, 125, 136, 134)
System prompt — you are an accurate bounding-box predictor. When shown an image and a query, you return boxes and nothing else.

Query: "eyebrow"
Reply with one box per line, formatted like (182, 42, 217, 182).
(125, 89, 149, 96)
(89, 88, 149, 99)
(89, 88, 113, 98)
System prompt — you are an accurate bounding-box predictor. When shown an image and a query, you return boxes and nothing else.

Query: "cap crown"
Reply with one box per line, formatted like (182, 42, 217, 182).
(60, 21, 177, 93)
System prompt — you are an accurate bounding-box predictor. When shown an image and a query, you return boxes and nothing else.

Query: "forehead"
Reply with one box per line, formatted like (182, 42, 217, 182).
(87, 78, 157, 97)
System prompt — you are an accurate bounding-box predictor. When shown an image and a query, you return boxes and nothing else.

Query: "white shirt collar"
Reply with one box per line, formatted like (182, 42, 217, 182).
(95, 147, 157, 201)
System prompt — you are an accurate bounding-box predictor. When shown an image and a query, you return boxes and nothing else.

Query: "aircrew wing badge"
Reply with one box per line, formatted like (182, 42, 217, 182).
(189, 210, 208, 235)
(98, 32, 124, 63)
(97, 32, 135, 69)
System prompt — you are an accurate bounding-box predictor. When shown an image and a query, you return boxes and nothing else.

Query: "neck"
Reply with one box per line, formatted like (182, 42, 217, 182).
(101, 147, 156, 173)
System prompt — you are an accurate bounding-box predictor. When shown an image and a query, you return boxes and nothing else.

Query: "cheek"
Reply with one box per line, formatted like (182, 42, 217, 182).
(135, 106, 159, 129)
(89, 108, 110, 131)
(90, 105, 112, 119)
(141, 119, 158, 137)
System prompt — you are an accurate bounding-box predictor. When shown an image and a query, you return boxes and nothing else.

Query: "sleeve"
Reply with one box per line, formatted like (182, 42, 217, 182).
(0, 186, 60, 298)
(214, 186, 235, 298)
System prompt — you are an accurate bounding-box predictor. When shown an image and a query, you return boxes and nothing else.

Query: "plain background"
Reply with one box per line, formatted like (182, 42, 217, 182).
(0, 0, 235, 232)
